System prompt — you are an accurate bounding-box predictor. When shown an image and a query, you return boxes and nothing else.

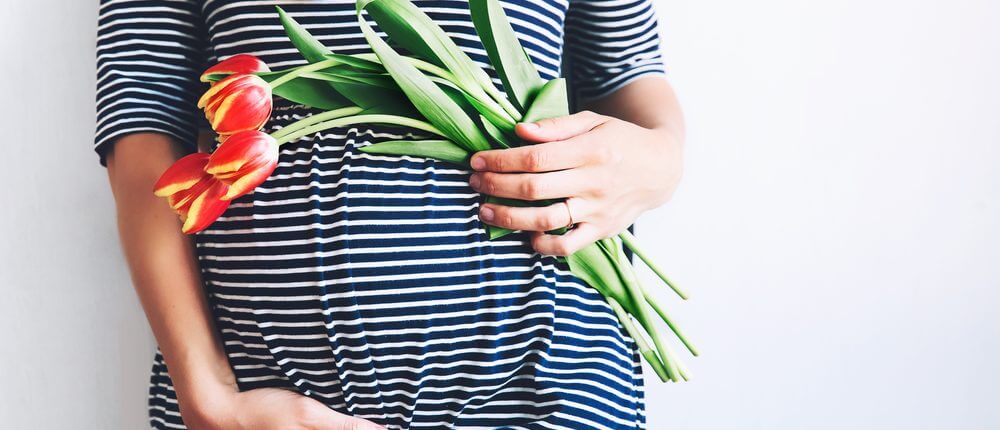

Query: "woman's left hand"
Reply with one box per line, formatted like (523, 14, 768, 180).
(469, 110, 683, 256)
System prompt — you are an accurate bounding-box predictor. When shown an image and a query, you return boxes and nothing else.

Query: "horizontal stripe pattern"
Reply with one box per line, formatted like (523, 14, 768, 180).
(98, 1, 662, 429)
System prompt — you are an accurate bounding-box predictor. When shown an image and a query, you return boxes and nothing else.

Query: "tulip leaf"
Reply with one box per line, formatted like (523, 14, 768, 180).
(358, 0, 497, 105)
(522, 78, 569, 124)
(300, 71, 412, 111)
(359, 140, 470, 165)
(565, 242, 629, 302)
(357, 2, 491, 152)
(324, 53, 383, 72)
(276, 6, 331, 63)
(479, 114, 511, 148)
(469, 0, 545, 112)
(259, 72, 352, 110)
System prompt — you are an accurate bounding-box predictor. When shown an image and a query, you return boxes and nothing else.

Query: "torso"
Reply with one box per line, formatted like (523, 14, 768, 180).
(150, 2, 646, 429)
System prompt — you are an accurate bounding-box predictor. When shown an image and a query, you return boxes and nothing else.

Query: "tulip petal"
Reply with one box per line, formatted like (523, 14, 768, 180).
(221, 163, 275, 200)
(153, 153, 211, 197)
(181, 180, 231, 234)
(200, 54, 270, 83)
(204, 130, 279, 201)
(205, 130, 276, 176)
(197, 74, 238, 108)
(199, 74, 273, 136)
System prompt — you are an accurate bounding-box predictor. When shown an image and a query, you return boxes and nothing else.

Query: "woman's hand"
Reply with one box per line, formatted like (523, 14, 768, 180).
(183, 386, 385, 430)
(469, 110, 683, 256)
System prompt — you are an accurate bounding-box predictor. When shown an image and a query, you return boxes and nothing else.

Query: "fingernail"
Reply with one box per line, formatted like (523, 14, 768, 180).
(470, 156, 486, 170)
(480, 206, 494, 222)
(519, 122, 539, 130)
(469, 174, 481, 190)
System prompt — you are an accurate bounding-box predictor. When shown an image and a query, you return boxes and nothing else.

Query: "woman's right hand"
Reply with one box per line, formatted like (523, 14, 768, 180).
(183, 387, 386, 430)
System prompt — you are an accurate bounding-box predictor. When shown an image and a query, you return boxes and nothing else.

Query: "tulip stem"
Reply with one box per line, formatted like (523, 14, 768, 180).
(271, 107, 364, 140)
(274, 114, 445, 146)
(641, 279, 699, 357)
(269, 57, 343, 89)
(606, 297, 671, 383)
(618, 230, 688, 300)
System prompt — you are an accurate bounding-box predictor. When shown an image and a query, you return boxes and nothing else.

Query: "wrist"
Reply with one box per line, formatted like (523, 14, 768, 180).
(163, 351, 239, 426)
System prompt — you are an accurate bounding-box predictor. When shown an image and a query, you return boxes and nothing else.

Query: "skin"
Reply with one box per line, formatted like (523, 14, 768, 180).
(471, 76, 685, 255)
(107, 134, 385, 430)
(105, 76, 681, 428)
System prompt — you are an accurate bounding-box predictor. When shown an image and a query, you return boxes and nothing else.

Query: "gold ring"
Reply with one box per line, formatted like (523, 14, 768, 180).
(564, 200, 575, 228)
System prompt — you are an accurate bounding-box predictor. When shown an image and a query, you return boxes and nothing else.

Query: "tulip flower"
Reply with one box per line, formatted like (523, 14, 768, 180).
(197, 74, 273, 137)
(154, 153, 232, 234)
(200, 54, 270, 84)
(205, 130, 279, 201)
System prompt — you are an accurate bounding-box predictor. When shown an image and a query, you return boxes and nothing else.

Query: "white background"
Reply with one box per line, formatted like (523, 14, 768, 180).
(0, 0, 997, 428)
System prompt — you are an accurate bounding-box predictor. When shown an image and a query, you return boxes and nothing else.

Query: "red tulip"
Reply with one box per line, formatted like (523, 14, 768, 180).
(205, 130, 279, 201)
(197, 74, 273, 137)
(154, 153, 232, 234)
(200, 54, 270, 84)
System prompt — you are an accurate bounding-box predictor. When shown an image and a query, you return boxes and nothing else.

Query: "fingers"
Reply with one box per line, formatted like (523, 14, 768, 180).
(470, 139, 599, 173)
(515, 110, 610, 143)
(531, 223, 607, 256)
(480, 199, 590, 232)
(469, 169, 593, 201)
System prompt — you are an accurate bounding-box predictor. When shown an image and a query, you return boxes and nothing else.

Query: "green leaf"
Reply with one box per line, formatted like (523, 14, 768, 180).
(357, 1, 491, 152)
(359, 140, 470, 165)
(565, 242, 629, 302)
(479, 115, 511, 148)
(259, 71, 352, 110)
(323, 53, 383, 72)
(276, 7, 331, 63)
(358, 0, 497, 107)
(300, 70, 411, 111)
(522, 78, 569, 124)
(469, 0, 545, 112)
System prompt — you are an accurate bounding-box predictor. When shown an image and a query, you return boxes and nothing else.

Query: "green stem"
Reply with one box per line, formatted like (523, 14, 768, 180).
(274, 114, 444, 146)
(606, 298, 671, 383)
(618, 230, 688, 300)
(269, 58, 342, 89)
(641, 279, 699, 357)
(271, 107, 364, 141)
(606, 238, 681, 382)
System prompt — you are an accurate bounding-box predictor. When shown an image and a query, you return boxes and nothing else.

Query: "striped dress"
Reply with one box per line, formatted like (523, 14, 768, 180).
(95, 1, 665, 429)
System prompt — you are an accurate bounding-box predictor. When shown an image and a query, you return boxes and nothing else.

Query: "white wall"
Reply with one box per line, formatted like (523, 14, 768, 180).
(0, 0, 997, 429)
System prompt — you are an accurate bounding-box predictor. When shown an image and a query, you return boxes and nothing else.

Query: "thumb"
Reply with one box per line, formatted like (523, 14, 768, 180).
(515, 110, 609, 143)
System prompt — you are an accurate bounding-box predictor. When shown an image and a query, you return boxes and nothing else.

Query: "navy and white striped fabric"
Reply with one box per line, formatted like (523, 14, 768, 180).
(96, 1, 665, 429)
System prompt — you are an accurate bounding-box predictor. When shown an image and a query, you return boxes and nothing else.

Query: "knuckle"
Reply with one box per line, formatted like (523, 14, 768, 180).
(500, 209, 516, 228)
(521, 178, 544, 200)
(593, 145, 619, 165)
(524, 149, 546, 171)
(536, 118, 558, 129)
(483, 174, 499, 195)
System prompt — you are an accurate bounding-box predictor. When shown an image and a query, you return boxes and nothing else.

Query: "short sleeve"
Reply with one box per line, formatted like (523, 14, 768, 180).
(94, 0, 208, 166)
(563, 0, 666, 102)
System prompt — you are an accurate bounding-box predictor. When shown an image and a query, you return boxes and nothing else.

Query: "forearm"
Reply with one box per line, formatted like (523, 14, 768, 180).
(582, 76, 685, 143)
(106, 133, 235, 418)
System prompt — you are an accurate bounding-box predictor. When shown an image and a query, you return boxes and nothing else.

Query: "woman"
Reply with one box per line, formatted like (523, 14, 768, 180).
(97, 0, 684, 428)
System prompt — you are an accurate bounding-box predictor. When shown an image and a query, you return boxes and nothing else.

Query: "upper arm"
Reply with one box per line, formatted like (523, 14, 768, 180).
(563, 0, 666, 104)
(95, 0, 208, 166)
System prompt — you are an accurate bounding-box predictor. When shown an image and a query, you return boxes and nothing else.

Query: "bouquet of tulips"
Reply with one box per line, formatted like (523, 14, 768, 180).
(153, 0, 697, 382)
